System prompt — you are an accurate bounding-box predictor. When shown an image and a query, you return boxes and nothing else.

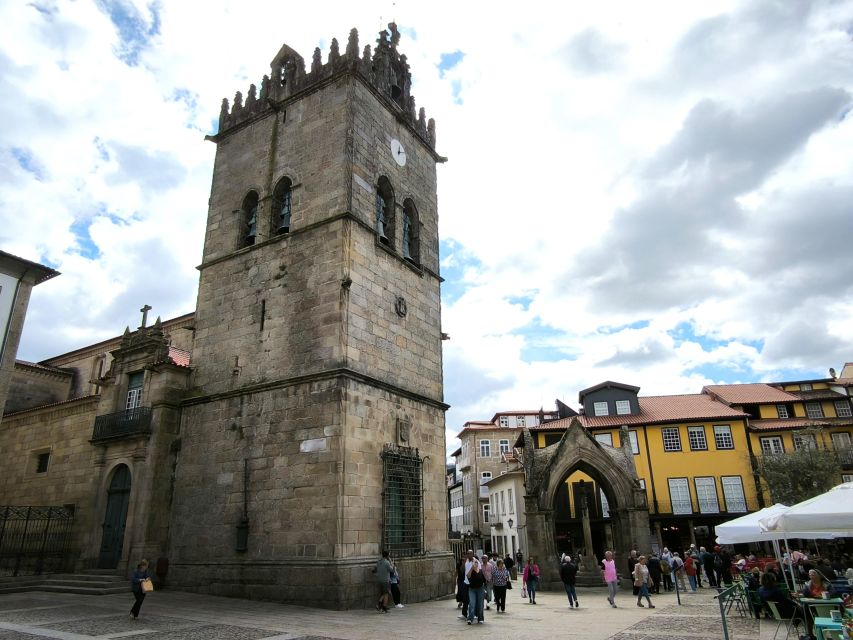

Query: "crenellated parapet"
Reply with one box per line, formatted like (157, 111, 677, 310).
(215, 23, 437, 149)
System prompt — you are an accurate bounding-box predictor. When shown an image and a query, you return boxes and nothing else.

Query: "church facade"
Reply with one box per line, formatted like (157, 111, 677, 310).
(0, 25, 454, 608)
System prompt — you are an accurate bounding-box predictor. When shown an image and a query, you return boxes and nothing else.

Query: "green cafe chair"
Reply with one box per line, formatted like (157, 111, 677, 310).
(765, 601, 802, 640)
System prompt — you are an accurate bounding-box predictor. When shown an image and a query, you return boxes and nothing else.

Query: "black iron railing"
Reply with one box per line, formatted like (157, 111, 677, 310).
(839, 448, 853, 467)
(0, 506, 75, 577)
(91, 406, 152, 442)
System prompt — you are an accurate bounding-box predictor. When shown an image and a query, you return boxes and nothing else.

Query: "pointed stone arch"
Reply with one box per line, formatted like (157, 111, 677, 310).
(521, 419, 651, 588)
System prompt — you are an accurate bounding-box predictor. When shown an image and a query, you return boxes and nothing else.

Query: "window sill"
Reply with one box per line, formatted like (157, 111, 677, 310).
(374, 236, 424, 276)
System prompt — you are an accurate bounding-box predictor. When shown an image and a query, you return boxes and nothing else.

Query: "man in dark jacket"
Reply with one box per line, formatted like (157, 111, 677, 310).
(559, 555, 579, 608)
(504, 553, 516, 580)
(700, 546, 717, 587)
(647, 553, 662, 594)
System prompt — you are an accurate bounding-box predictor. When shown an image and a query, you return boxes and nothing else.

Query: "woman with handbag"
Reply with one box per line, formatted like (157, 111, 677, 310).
(523, 556, 540, 604)
(491, 559, 510, 613)
(633, 555, 655, 609)
(130, 559, 152, 620)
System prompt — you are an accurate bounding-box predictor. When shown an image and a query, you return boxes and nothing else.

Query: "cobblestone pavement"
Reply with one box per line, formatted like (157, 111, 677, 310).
(0, 586, 766, 640)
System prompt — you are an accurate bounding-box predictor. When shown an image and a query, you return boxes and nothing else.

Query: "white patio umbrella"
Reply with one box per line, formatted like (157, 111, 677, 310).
(716, 503, 839, 544)
(759, 482, 853, 537)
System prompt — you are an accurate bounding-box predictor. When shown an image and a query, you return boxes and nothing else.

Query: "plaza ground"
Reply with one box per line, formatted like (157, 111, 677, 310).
(0, 585, 777, 639)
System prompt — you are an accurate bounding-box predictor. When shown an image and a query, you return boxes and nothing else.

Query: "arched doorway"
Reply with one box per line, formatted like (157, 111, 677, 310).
(553, 464, 619, 562)
(98, 464, 131, 569)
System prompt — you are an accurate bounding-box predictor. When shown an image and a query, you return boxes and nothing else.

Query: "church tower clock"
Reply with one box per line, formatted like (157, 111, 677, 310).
(169, 24, 452, 608)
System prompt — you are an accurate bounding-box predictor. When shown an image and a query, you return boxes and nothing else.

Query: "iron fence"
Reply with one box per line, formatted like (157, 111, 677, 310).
(92, 406, 152, 442)
(0, 506, 75, 577)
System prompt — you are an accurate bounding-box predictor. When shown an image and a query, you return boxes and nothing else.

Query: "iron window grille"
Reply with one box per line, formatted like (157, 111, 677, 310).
(713, 425, 734, 450)
(662, 427, 682, 452)
(687, 426, 707, 451)
(381, 444, 423, 557)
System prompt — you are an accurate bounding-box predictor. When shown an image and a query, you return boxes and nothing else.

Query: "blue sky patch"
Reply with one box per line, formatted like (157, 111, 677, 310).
(438, 50, 464, 77)
(439, 238, 481, 305)
(513, 318, 576, 363)
(96, 0, 161, 66)
(11, 147, 45, 181)
(70, 218, 101, 260)
(598, 319, 650, 335)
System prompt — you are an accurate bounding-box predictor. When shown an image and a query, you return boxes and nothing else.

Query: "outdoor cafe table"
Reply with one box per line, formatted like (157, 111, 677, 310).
(812, 616, 841, 640)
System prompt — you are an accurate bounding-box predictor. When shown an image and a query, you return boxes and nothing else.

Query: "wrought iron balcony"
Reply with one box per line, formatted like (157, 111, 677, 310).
(91, 406, 153, 443)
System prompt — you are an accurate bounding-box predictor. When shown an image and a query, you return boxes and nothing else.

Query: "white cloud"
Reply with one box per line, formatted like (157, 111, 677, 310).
(2, 1, 852, 460)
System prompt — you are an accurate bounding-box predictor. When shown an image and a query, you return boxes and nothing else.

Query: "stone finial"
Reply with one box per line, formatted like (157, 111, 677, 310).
(261, 75, 270, 100)
(346, 28, 359, 58)
(233, 91, 243, 113)
(220, 98, 229, 118)
(388, 22, 401, 48)
(427, 118, 436, 146)
(329, 38, 340, 67)
(417, 107, 427, 132)
(311, 47, 322, 74)
(407, 96, 416, 122)
(246, 84, 257, 109)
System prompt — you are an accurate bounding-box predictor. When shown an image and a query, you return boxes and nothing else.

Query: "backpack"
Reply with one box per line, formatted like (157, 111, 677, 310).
(660, 559, 671, 574)
(714, 554, 724, 569)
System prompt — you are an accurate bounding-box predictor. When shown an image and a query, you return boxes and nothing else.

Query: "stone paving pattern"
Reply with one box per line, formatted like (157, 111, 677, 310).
(0, 587, 775, 640)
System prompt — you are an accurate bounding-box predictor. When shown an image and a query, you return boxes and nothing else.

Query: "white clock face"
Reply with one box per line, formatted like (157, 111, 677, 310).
(390, 138, 407, 166)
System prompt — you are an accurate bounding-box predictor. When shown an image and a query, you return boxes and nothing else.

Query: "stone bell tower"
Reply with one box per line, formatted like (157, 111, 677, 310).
(168, 24, 453, 608)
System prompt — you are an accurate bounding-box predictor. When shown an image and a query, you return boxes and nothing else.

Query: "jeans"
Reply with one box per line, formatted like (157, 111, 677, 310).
(493, 585, 507, 611)
(130, 591, 145, 618)
(527, 578, 538, 602)
(390, 582, 401, 605)
(637, 583, 652, 604)
(687, 575, 697, 591)
(485, 581, 493, 604)
(458, 582, 469, 616)
(467, 585, 485, 622)
(563, 582, 577, 605)
(607, 580, 618, 604)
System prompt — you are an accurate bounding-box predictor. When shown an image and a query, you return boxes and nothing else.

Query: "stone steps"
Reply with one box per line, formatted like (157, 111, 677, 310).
(0, 570, 128, 596)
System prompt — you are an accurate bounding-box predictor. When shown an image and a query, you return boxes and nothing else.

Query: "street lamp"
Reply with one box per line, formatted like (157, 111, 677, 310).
(508, 518, 514, 529)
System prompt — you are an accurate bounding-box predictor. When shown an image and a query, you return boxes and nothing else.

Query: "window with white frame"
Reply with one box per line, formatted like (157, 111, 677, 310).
(616, 400, 631, 415)
(801, 383, 813, 391)
(594, 401, 609, 416)
(638, 478, 646, 490)
(623, 430, 640, 455)
(721, 476, 747, 512)
(668, 478, 692, 514)
(500, 491, 506, 515)
(713, 425, 734, 450)
(831, 432, 851, 450)
(695, 477, 720, 514)
(760, 436, 784, 455)
(517, 416, 526, 427)
(834, 401, 852, 418)
(793, 434, 817, 451)
(126, 372, 144, 410)
(508, 488, 514, 513)
(595, 433, 613, 446)
(480, 440, 491, 457)
(777, 404, 789, 419)
(483, 504, 490, 523)
(480, 472, 492, 485)
(499, 439, 510, 454)
(805, 402, 824, 419)
(463, 505, 471, 525)
(499, 415, 509, 427)
(687, 426, 707, 451)
(662, 427, 682, 452)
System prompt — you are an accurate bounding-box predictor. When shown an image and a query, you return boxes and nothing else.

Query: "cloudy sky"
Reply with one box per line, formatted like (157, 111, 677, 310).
(2, 1, 852, 453)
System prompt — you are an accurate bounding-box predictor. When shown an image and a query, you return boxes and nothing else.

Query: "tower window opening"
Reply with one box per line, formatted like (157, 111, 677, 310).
(402, 198, 420, 264)
(241, 191, 259, 247)
(376, 177, 395, 246)
(273, 177, 293, 235)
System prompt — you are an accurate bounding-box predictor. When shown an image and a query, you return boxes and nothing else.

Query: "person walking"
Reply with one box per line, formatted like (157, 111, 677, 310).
(481, 554, 494, 610)
(684, 553, 698, 592)
(389, 558, 404, 608)
(601, 550, 619, 608)
(455, 556, 467, 613)
(523, 556, 540, 604)
(700, 546, 717, 587)
(628, 550, 640, 596)
(375, 550, 392, 613)
(504, 553, 516, 580)
(129, 559, 151, 620)
(647, 552, 662, 594)
(560, 554, 579, 608)
(466, 558, 486, 625)
(457, 549, 475, 620)
(632, 555, 655, 609)
(660, 547, 673, 592)
(491, 559, 510, 613)
(671, 552, 688, 592)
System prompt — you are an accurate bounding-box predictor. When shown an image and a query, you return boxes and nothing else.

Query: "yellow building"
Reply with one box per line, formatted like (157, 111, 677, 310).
(509, 375, 853, 555)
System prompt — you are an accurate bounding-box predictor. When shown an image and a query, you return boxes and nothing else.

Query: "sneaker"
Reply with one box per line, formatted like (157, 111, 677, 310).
(575, 602, 579, 608)
(637, 602, 644, 607)
(458, 614, 466, 619)
(485, 605, 490, 610)
(648, 604, 656, 609)
(467, 620, 472, 625)
(395, 604, 404, 608)
(612, 603, 618, 608)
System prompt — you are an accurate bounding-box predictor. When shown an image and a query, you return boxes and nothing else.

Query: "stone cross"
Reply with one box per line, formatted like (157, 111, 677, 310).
(139, 304, 152, 328)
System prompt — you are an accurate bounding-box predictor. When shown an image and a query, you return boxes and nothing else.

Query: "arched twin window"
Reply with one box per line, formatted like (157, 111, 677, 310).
(402, 198, 419, 264)
(375, 177, 395, 246)
(242, 191, 259, 247)
(273, 177, 292, 235)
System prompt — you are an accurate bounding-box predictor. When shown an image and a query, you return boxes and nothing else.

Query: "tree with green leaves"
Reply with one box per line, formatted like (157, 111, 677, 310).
(755, 434, 842, 505)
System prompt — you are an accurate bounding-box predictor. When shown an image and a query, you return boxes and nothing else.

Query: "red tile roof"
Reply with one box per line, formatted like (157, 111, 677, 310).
(455, 423, 521, 438)
(167, 347, 191, 367)
(749, 417, 853, 431)
(703, 384, 799, 405)
(530, 394, 747, 430)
